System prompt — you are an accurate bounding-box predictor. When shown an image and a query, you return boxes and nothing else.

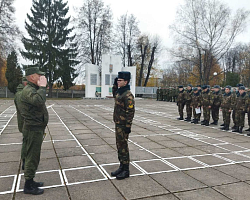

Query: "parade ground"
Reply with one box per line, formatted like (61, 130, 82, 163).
(2, 98, 250, 200)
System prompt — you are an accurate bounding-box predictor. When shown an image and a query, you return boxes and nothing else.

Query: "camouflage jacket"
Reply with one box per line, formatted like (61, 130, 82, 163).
(20, 81, 49, 130)
(246, 95, 250, 112)
(184, 89, 193, 104)
(113, 84, 135, 128)
(212, 91, 222, 107)
(14, 84, 24, 132)
(191, 92, 201, 108)
(235, 92, 247, 111)
(163, 89, 166, 95)
(221, 92, 234, 110)
(201, 89, 212, 107)
(177, 90, 185, 104)
(156, 89, 160, 94)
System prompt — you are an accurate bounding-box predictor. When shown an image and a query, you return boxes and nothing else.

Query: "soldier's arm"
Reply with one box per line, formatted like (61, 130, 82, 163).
(112, 78, 118, 98)
(125, 94, 135, 128)
(21, 87, 46, 107)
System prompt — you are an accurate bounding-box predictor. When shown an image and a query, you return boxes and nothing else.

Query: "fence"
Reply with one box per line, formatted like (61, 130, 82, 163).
(135, 87, 157, 98)
(0, 87, 85, 98)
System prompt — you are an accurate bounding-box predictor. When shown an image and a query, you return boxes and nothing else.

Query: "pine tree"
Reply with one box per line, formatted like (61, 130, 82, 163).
(5, 51, 23, 93)
(21, 0, 78, 97)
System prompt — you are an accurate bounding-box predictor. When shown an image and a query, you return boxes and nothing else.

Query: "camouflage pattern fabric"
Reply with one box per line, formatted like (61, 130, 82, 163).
(191, 92, 201, 120)
(234, 92, 247, 127)
(211, 91, 222, 121)
(221, 92, 233, 126)
(177, 90, 185, 118)
(201, 90, 212, 122)
(184, 89, 193, 118)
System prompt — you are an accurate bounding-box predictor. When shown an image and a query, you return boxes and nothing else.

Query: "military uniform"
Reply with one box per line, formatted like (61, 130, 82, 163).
(169, 88, 173, 102)
(211, 85, 222, 125)
(201, 86, 212, 126)
(112, 71, 135, 180)
(190, 88, 201, 124)
(159, 88, 163, 101)
(233, 86, 247, 133)
(166, 88, 169, 101)
(163, 88, 167, 101)
(245, 95, 250, 133)
(156, 88, 160, 101)
(173, 88, 177, 102)
(177, 86, 185, 120)
(220, 86, 233, 130)
(184, 85, 193, 121)
(19, 67, 48, 195)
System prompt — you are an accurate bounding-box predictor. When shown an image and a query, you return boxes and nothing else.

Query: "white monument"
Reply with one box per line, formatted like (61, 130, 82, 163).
(85, 54, 136, 98)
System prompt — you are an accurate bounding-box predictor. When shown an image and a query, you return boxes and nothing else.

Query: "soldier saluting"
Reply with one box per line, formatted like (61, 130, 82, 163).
(20, 67, 48, 195)
(111, 71, 135, 180)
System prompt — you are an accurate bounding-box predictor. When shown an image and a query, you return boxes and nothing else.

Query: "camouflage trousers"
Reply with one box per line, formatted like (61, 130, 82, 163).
(21, 132, 27, 160)
(222, 108, 231, 125)
(232, 110, 236, 125)
(163, 95, 167, 101)
(235, 110, 245, 127)
(211, 106, 220, 121)
(178, 103, 184, 118)
(115, 124, 130, 164)
(203, 106, 210, 121)
(192, 107, 201, 120)
(186, 103, 192, 118)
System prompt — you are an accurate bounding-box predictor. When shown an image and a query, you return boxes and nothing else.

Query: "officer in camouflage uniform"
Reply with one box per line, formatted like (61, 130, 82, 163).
(177, 85, 185, 120)
(190, 87, 201, 124)
(159, 88, 163, 101)
(163, 88, 167, 101)
(169, 88, 173, 102)
(184, 84, 193, 121)
(232, 84, 243, 129)
(201, 85, 212, 126)
(245, 92, 250, 135)
(111, 71, 135, 180)
(220, 86, 233, 131)
(173, 87, 177, 102)
(232, 86, 247, 133)
(166, 88, 169, 101)
(211, 85, 222, 125)
(14, 77, 28, 171)
(19, 67, 48, 195)
(156, 87, 160, 101)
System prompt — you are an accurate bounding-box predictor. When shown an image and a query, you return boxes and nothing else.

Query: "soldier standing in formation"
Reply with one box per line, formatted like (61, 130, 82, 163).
(190, 87, 201, 124)
(201, 85, 212, 126)
(163, 88, 167, 101)
(156, 87, 160, 101)
(177, 85, 185, 120)
(184, 84, 193, 121)
(220, 86, 233, 131)
(211, 85, 222, 125)
(112, 71, 135, 180)
(20, 67, 48, 195)
(232, 84, 243, 129)
(232, 86, 247, 133)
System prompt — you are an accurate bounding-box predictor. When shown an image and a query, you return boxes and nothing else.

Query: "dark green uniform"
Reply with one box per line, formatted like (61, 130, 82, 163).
(113, 85, 135, 165)
(166, 88, 169, 101)
(246, 95, 250, 129)
(20, 82, 48, 181)
(163, 88, 167, 101)
(156, 88, 160, 101)
(169, 88, 173, 102)
(211, 90, 222, 122)
(221, 91, 233, 127)
(173, 88, 177, 102)
(191, 92, 201, 121)
(159, 89, 163, 101)
(234, 92, 247, 128)
(184, 89, 193, 120)
(177, 89, 185, 119)
(14, 84, 26, 160)
(232, 90, 238, 127)
(201, 89, 212, 123)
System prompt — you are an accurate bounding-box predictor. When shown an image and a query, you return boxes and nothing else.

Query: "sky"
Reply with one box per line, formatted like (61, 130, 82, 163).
(13, 0, 250, 68)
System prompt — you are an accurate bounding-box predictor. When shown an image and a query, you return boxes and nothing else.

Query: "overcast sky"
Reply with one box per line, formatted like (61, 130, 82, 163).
(14, 0, 250, 68)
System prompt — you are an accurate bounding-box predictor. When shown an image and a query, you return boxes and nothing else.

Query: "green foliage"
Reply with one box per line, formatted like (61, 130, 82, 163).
(5, 51, 23, 94)
(225, 72, 240, 87)
(21, 0, 79, 95)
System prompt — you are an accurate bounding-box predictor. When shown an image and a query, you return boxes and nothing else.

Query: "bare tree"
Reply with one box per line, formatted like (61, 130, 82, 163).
(74, 0, 113, 66)
(114, 13, 140, 67)
(169, 0, 249, 84)
(0, 0, 20, 58)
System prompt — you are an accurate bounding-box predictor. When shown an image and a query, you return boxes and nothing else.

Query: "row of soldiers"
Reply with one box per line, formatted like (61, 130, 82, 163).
(156, 87, 179, 102)
(175, 84, 250, 135)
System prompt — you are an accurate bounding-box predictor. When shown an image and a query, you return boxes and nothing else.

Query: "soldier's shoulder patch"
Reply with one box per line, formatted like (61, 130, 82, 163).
(129, 104, 134, 108)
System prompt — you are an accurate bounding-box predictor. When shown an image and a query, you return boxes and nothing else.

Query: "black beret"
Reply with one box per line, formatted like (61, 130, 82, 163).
(214, 85, 220, 89)
(225, 85, 231, 90)
(207, 85, 210, 88)
(178, 85, 183, 88)
(196, 85, 201, 87)
(118, 71, 131, 80)
(237, 83, 243, 87)
(202, 85, 208, 89)
(187, 84, 192, 87)
(193, 87, 198, 91)
(239, 86, 245, 90)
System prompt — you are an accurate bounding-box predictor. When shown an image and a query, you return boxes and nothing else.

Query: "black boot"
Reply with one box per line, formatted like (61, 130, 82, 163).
(33, 180, 44, 188)
(239, 126, 243, 134)
(205, 121, 210, 126)
(116, 164, 130, 180)
(210, 120, 218, 125)
(201, 120, 205, 123)
(220, 123, 225, 126)
(232, 125, 237, 130)
(232, 126, 239, 132)
(194, 119, 198, 124)
(177, 117, 184, 120)
(184, 118, 191, 122)
(111, 163, 123, 177)
(22, 159, 25, 170)
(201, 120, 206, 125)
(24, 179, 44, 195)
(245, 128, 250, 131)
(191, 119, 195, 123)
(224, 125, 229, 131)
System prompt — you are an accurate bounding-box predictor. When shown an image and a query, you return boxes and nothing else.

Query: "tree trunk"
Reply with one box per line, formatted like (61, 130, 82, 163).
(144, 47, 156, 86)
(138, 44, 147, 86)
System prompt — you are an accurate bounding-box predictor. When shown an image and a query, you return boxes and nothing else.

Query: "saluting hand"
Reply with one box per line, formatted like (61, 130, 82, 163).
(38, 76, 47, 87)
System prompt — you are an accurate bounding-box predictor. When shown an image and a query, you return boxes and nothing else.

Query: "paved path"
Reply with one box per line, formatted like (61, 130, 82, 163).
(1, 98, 250, 199)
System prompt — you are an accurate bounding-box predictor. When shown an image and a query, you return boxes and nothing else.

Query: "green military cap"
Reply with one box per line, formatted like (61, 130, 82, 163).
(25, 67, 45, 76)
(22, 76, 27, 82)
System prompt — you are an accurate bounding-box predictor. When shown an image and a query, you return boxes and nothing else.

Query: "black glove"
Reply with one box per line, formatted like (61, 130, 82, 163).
(125, 127, 131, 134)
(114, 77, 118, 86)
